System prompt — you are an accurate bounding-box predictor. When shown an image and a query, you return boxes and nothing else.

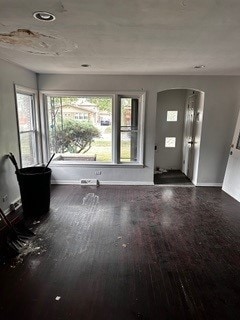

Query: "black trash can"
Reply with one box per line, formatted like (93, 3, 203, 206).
(16, 167, 52, 216)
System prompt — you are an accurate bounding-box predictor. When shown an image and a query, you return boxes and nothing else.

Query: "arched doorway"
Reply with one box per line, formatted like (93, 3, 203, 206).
(154, 88, 205, 185)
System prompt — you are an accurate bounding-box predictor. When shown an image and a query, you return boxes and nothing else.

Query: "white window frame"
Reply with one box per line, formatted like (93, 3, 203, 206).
(39, 91, 145, 167)
(15, 85, 41, 168)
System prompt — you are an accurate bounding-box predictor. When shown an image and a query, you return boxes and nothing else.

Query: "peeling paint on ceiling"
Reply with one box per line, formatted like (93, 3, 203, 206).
(0, 28, 78, 56)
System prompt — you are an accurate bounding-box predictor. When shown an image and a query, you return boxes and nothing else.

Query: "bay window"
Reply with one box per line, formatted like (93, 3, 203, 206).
(41, 91, 145, 165)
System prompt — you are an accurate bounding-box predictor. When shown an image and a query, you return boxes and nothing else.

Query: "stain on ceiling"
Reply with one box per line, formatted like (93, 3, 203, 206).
(0, 0, 240, 75)
(0, 28, 78, 55)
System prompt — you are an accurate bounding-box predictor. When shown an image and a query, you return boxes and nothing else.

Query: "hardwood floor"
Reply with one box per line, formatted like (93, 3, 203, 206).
(0, 185, 240, 320)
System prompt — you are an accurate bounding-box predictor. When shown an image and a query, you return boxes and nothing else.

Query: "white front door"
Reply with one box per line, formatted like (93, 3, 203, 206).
(183, 94, 196, 180)
(222, 109, 240, 201)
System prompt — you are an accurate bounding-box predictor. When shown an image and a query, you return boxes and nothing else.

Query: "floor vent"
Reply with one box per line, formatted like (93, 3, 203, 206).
(80, 179, 99, 186)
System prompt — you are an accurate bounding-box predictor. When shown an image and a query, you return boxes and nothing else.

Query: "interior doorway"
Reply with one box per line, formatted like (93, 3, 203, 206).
(154, 89, 205, 185)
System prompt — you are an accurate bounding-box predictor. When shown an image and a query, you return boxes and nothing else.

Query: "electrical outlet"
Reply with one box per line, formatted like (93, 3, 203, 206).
(2, 194, 8, 203)
(95, 171, 102, 175)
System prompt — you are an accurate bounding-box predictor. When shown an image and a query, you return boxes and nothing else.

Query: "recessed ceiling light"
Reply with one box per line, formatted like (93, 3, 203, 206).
(81, 64, 91, 68)
(33, 11, 56, 22)
(194, 65, 205, 69)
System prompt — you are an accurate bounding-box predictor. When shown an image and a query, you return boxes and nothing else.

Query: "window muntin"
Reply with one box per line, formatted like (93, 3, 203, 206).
(16, 92, 38, 167)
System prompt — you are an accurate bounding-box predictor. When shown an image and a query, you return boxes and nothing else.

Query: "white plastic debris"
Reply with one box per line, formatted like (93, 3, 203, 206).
(117, 236, 122, 239)
(155, 168, 167, 174)
(122, 244, 127, 248)
(55, 296, 61, 301)
(33, 220, 41, 225)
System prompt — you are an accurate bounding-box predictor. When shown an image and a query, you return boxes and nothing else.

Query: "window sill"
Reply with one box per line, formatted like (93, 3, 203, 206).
(49, 161, 144, 168)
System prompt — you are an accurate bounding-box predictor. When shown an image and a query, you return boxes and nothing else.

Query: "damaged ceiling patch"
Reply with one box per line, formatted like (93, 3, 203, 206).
(0, 29, 78, 56)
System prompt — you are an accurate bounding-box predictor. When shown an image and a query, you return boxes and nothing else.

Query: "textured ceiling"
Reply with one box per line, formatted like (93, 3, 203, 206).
(0, 0, 240, 75)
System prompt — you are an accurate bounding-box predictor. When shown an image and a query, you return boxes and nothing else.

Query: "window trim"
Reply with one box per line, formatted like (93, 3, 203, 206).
(14, 85, 41, 168)
(39, 90, 146, 166)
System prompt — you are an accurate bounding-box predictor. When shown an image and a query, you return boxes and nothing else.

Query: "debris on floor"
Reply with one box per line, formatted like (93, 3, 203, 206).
(9, 243, 42, 268)
(154, 168, 167, 174)
(55, 296, 61, 301)
(32, 220, 41, 225)
(122, 244, 127, 248)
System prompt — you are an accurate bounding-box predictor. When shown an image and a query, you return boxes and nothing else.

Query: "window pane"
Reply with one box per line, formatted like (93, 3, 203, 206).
(165, 137, 176, 148)
(121, 98, 131, 126)
(48, 96, 112, 162)
(120, 132, 138, 162)
(167, 111, 178, 122)
(16, 93, 34, 131)
(19, 132, 37, 167)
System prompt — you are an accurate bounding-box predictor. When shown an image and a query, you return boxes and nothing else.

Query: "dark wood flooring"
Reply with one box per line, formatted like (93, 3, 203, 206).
(154, 170, 193, 185)
(1, 185, 240, 320)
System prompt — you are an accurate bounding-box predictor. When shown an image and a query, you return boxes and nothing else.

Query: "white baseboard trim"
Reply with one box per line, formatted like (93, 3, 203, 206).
(4, 207, 11, 215)
(51, 180, 80, 185)
(100, 181, 154, 186)
(154, 184, 195, 187)
(51, 180, 222, 187)
(196, 183, 223, 187)
(51, 180, 154, 186)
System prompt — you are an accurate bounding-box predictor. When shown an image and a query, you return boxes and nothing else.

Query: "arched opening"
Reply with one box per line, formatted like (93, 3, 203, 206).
(154, 88, 205, 185)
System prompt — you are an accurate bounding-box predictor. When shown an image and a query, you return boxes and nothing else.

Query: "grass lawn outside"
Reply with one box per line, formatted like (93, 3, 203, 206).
(21, 136, 132, 164)
(83, 139, 131, 162)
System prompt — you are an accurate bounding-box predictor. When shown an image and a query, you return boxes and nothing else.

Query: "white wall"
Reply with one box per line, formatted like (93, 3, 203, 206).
(0, 59, 37, 212)
(38, 74, 240, 185)
(155, 89, 187, 170)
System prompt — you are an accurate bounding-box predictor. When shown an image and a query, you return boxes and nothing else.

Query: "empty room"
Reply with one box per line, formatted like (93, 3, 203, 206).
(0, 1, 240, 319)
